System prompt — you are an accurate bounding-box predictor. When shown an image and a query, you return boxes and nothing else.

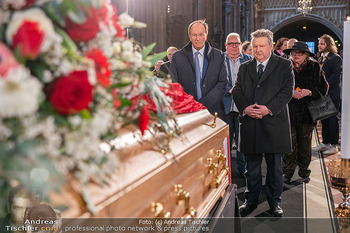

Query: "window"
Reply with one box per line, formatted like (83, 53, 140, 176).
(306, 41, 315, 53)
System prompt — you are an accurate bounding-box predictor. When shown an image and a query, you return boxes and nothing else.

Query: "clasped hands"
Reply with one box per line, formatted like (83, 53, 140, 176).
(244, 104, 270, 119)
(293, 89, 310, 100)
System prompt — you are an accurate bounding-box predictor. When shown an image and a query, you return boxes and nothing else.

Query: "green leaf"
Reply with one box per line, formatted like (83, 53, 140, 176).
(27, 58, 49, 80)
(80, 109, 91, 119)
(119, 97, 132, 108)
(0, 25, 5, 42)
(55, 26, 78, 52)
(62, 0, 79, 15)
(141, 43, 156, 59)
(146, 51, 168, 66)
(41, 1, 66, 27)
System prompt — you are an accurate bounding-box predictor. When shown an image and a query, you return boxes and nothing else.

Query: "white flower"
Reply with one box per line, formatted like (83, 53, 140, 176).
(112, 42, 121, 54)
(91, 109, 113, 136)
(42, 70, 53, 83)
(118, 13, 134, 28)
(0, 67, 42, 118)
(121, 51, 133, 62)
(6, 8, 55, 53)
(121, 40, 133, 52)
(109, 59, 127, 70)
(68, 115, 82, 127)
(130, 52, 143, 68)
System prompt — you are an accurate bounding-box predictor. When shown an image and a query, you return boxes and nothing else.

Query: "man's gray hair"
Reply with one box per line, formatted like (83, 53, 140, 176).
(226, 32, 241, 43)
(251, 29, 273, 45)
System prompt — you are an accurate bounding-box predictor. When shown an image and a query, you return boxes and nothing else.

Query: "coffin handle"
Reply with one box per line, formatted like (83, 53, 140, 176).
(208, 158, 219, 189)
(151, 202, 171, 218)
(161, 130, 173, 155)
(174, 184, 196, 217)
(211, 112, 218, 128)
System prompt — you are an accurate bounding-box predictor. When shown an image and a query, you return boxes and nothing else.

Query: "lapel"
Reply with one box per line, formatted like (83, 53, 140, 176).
(258, 53, 279, 84)
(247, 59, 258, 84)
(202, 52, 209, 80)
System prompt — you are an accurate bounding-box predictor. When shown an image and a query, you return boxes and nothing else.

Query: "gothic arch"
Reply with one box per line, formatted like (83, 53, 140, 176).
(270, 14, 343, 43)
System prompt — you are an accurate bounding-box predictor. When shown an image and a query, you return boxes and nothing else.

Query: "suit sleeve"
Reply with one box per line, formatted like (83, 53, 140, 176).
(169, 53, 179, 82)
(326, 55, 342, 90)
(265, 61, 295, 115)
(199, 55, 228, 109)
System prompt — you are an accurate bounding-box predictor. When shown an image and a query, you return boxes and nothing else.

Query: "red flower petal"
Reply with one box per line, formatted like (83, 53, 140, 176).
(12, 20, 44, 59)
(50, 70, 94, 115)
(139, 107, 150, 136)
(85, 48, 111, 87)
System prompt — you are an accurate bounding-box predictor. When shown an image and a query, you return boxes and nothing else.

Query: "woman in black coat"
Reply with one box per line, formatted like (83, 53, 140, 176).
(282, 42, 329, 183)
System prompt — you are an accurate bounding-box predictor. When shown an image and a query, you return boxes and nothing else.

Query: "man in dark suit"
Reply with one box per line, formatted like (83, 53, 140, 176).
(170, 20, 228, 120)
(223, 32, 252, 178)
(232, 29, 294, 217)
(312, 34, 342, 155)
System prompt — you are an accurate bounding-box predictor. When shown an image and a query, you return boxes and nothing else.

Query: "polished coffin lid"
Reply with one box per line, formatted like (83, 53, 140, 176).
(52, 109, 230, 218)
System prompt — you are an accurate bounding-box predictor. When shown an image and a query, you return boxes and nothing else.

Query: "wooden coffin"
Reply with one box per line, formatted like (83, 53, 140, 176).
(54, 109, 230, 218)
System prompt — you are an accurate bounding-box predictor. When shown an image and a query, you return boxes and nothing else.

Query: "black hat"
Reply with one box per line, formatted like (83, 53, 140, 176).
(283, 41, 314, 56)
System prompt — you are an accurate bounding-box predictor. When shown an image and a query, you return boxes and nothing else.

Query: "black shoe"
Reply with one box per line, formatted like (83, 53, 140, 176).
(302, 176, 310, 183)
(283, 176, 291, 184)
(269, 205, 284, 217)
(239, 202, 257, 216)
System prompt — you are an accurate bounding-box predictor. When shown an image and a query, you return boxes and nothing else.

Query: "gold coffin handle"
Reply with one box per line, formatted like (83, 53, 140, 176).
(151, 202, 171, 218)
(161, 130, 173, 155)
(211, 112, 218, 128)
(216, 150, 229, 188)
(207, 158, 219, 189)
(174, 184, 196, 218)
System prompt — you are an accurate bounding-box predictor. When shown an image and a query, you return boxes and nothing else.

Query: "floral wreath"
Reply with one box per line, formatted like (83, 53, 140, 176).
(0, 0, 180, 215)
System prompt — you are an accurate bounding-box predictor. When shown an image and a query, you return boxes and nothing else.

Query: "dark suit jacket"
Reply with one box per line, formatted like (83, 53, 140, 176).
(232, 53, 294, 154)
(223, 53, 252, 114)
(319, 52, 342, 101)
(170, 42, 228, 118)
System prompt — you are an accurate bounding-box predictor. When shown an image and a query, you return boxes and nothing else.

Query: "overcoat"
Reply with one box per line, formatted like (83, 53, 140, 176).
(232, 53, 294, 154)
(170, 41, 228, 118)
(319, 52, 342, 101)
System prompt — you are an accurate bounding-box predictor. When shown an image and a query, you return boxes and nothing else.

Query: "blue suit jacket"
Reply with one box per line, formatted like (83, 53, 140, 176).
(223, 53, 252, 114)
(170, 42, 228, 119)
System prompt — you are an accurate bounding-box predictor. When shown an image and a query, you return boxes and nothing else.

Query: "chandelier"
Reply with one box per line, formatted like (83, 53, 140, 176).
(298, 0, 312, 15)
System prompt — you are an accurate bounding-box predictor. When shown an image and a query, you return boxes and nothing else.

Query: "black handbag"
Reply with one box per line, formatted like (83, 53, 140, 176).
(308, 92, 338, 122)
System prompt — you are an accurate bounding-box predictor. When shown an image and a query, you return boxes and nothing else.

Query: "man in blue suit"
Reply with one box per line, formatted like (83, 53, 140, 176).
(223, 32, 252, 178)
(170, 20, 228, 120)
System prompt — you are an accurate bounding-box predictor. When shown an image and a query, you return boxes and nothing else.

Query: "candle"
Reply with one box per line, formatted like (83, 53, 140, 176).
(341, 20, 350, 158)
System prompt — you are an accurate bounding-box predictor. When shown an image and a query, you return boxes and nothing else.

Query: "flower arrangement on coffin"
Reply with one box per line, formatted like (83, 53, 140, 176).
(0, 0, 178, 215)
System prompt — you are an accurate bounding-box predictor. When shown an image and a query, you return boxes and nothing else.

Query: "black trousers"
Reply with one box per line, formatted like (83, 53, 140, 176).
(321, 100, 340, 145)
(283, 124, 314, 179)
(244, 153, 283, 208)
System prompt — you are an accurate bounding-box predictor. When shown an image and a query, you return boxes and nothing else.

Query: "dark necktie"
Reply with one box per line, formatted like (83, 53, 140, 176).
(258, 64, 264, 79)
(195, 51, 202, 99)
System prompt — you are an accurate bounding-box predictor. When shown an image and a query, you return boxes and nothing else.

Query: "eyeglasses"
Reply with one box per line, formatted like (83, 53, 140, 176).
(290, 51, 304, 56)
(191, 33, 206, 38)
(227, 42, 240, 48)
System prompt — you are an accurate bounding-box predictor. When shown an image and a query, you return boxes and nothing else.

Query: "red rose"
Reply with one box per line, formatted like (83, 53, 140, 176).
(139, 106, 150, 136)
(65, 8, 99, 42)
(50, 70, 94, 115)
(85, 48, 111, 87)
(12, 20, 44, 59)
